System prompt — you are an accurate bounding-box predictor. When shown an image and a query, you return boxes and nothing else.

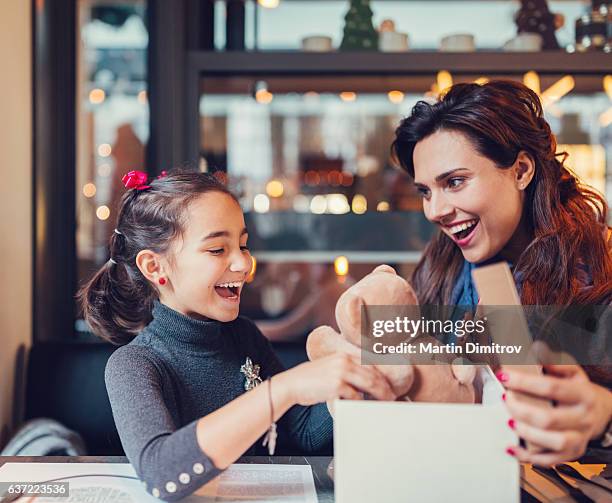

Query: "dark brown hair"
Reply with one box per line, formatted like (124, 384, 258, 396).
(392, 80, 611, 308)
(77, 170, 237, 345)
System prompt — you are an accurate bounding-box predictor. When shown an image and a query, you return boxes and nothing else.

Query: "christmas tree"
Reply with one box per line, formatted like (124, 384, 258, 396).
(340, 0, 378, 51)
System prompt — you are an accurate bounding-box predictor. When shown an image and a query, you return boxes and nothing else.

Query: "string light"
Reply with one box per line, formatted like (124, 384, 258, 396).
(310, 195, 327, 214)
(387, 90, 404, 104)
(603, 75, 612, 99)
(88, 88, 105, 104)
(540, 75, 574, 108)
(437, 71, 453, 93)
(523, 71, 541, 95)
(96, 205, 110, 220)
(83, 183, 96, 198)
(327, 194, 350, 214)
(351, 194, 367, 214)
(266, 179, 284, 198)
(334, 256, 349, 277)
(255, 89, 273, 104)
(258, 0, 280, 8)
(340, 92, 357, 102)
(253, 194, 270, 213)
(97, 144, 112, 157)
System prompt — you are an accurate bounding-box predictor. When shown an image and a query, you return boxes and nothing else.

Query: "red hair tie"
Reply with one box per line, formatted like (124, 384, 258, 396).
(122, 170, 151, 190)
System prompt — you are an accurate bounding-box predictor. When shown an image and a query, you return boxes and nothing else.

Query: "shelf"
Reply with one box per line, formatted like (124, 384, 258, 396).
(252, 251, 422, 264)
(188, 51, 612, 75)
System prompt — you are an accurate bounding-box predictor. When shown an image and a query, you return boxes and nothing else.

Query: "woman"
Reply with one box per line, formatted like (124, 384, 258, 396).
(392, 80, 612, 465)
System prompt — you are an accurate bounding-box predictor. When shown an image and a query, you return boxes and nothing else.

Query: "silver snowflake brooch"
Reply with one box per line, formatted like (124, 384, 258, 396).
(240, 356, 263, 391)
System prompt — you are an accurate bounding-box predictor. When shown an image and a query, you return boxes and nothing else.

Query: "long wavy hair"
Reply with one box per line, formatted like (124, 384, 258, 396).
(392, 80, 611, 308)
(77, 171, 237, 345)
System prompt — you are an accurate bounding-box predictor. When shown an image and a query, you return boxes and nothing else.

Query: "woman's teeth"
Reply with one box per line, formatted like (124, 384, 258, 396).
(450, 219, 478, 236)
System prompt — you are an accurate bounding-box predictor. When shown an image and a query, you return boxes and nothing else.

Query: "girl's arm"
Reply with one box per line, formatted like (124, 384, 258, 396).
(106, 344, 395, 501)
(105, 346, 221, 502)
(196, 352, 394, 469)
(256, 319, 333, 453)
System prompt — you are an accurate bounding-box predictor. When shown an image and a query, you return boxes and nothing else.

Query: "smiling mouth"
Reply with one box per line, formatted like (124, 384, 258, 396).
(447, 218, 479, 242)
(214, 281, 243, 301)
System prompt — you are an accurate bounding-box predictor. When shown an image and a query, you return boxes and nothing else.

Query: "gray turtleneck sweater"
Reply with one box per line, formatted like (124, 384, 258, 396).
(105, 301, 332, 502)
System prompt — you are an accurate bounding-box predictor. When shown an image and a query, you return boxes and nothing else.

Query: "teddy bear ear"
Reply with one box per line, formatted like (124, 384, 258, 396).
(347, 294, 364, 323)
(372, 264, 396, 275)
(336, 293, 365, 347)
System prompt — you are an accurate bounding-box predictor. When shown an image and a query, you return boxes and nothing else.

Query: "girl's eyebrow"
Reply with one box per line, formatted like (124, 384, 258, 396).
(201, 228, 248, 241)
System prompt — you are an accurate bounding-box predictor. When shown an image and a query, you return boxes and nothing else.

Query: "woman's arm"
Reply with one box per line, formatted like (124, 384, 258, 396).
(499, 363, 612, 466)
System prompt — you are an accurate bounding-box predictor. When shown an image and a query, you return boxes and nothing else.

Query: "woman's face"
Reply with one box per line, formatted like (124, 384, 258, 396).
(413, 130, 528, 264)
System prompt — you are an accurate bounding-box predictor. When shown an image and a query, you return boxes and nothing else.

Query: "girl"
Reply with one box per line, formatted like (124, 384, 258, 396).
(78, 171, 395, 501)
(392, 80, 612, 465)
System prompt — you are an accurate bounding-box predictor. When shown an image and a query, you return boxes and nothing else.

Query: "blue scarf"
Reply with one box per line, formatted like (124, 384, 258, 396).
(450, 260, 479, 309)
(447, 258, 522, 344)
(450, 258, 522, 310)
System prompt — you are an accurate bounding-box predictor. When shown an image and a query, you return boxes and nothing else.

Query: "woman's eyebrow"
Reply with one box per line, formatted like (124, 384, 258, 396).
(434, 168, 469, 182)
(201, 228, 248, 241)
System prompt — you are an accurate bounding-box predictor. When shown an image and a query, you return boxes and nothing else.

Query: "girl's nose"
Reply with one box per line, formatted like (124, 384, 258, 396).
(229, 250, 251, 274)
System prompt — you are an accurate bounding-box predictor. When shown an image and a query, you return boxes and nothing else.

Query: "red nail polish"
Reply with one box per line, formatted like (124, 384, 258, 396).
(506, 447, 516, 456)
(502, 393, 506, 401)
(496, 371, 509, 383)
(508, 419, 516, 430)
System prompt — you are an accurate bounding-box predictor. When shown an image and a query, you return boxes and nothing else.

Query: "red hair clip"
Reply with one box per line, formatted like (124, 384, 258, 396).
(122, 170, 151, 190)
(156, 170, 168, 180)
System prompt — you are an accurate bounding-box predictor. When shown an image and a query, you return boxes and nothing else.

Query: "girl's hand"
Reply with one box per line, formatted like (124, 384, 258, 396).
(278, 353, 397, 406)
(500, 363, 612, 466)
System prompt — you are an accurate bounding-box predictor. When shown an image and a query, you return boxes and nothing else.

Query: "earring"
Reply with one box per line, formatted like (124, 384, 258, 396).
(158, 277, 166, 285)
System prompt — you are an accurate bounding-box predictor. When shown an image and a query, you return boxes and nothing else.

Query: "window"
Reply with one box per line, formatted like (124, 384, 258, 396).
(76, 0, 149, 332)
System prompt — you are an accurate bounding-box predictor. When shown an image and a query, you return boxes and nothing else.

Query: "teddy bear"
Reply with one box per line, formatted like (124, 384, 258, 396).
(306, 264, 477, 403)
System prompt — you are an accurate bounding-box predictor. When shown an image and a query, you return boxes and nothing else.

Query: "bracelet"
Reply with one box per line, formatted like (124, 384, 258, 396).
(262, 378, 278, 455)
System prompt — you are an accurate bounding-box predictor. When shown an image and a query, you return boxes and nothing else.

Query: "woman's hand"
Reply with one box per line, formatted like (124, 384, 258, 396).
(499, 363, 612, 466)
(276, 353, 397, 407)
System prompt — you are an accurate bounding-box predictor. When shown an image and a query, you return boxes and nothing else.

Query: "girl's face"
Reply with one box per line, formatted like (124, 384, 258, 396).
(413, 130, 530, 264)
(160, 192, 252, 321)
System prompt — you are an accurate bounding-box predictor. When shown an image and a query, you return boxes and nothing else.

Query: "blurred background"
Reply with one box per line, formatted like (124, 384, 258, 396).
(1, 0, 611, 456)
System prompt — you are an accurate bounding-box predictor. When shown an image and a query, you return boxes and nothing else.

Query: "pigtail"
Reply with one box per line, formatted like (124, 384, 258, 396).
(77, 252, 155, 346)
(77, 227, 155, 345)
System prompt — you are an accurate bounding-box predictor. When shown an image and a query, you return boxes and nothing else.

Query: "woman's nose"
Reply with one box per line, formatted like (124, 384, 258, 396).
(425, 192, 454, 223)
